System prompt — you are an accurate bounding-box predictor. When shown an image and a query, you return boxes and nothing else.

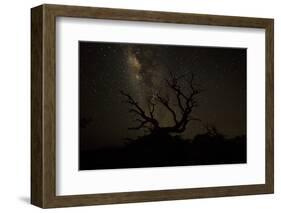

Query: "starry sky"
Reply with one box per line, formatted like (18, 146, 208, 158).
(79, 41, 246, 151)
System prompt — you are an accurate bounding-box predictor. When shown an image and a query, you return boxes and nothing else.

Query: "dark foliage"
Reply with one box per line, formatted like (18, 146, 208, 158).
(79, 132, 246, 170)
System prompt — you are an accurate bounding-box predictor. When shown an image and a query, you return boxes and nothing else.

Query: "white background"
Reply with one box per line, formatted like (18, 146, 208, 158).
(0, 0, 279, 212)
(57, 18, 265, 195)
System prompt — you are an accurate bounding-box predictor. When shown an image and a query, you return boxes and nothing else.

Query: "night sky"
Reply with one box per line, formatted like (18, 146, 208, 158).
(79, 41, 246, 151)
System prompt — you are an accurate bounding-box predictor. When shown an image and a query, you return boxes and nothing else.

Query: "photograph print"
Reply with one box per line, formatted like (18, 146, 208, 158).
(79, 41, 247, 170)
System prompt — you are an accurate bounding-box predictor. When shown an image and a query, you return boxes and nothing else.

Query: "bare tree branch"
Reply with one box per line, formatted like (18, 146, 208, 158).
(120, 90, 159, 131)
(160, 71, 202, 133)
(156, 93, 178, 125)
(120, 71, 202, 135)
(128, 120, 149, 130)
(148, 100, 156, 119)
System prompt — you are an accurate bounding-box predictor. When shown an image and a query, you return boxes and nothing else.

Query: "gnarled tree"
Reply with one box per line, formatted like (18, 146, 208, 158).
(121, 72, 202, 136)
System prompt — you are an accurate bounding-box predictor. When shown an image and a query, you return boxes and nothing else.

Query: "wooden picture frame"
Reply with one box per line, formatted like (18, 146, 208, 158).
(31, 4, 274, 208)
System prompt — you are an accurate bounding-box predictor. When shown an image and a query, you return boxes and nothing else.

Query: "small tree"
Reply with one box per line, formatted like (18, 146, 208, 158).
(121, 72, 202, 136)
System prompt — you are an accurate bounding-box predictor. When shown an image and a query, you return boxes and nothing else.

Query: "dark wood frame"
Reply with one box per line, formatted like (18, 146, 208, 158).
(31, 4, 274, 208)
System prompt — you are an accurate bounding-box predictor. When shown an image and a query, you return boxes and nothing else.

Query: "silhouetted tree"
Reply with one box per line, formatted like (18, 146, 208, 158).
(121, 72, 202, 137)
(204, 123, 221, 137)
(193, 123, 225, 145)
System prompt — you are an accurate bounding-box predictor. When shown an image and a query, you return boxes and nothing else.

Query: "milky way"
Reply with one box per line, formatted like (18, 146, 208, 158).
(125, 45, 169, 120)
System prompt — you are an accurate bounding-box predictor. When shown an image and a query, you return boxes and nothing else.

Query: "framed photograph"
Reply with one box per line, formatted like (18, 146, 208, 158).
(31, 4, 274, 208)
